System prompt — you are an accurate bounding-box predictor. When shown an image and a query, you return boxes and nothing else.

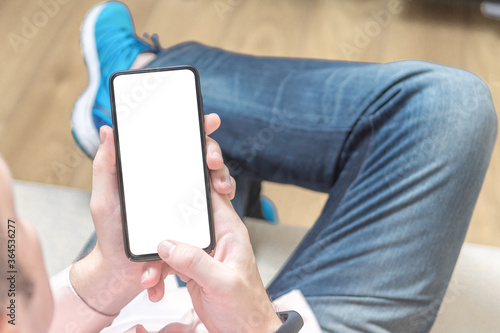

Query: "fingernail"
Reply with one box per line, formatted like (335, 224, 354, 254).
(212, 151, 223, 163)
(140, 269, 150, 284)
(158, 241, 176, 259)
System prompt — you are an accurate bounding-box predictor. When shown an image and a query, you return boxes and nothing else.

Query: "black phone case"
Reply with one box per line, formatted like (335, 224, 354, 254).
(109, 65, 215, 262)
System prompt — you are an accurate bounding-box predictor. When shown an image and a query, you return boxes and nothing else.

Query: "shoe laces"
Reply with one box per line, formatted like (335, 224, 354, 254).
(142, 32, 162, 51)
(96, 27, 160, 78)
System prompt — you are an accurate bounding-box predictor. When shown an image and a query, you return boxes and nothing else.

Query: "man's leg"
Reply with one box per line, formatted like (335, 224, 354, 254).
(146, 42, 497, 332)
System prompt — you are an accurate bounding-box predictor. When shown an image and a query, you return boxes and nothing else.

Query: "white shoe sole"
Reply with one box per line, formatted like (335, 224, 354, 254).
(71, 2, 107, 158)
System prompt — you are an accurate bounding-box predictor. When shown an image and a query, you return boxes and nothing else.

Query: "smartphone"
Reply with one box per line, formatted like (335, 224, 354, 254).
(109, 66, 214, 261)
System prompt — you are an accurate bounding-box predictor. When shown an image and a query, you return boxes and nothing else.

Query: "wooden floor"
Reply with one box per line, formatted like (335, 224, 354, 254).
(1, 0, 499, 246)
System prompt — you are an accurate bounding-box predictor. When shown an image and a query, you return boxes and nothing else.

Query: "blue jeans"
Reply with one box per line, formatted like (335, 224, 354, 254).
(145, 42, 497, 332)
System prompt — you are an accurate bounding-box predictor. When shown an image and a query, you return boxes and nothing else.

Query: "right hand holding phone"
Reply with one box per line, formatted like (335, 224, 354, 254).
(152, 120, 283, 332)
(155, 184, 283, 333)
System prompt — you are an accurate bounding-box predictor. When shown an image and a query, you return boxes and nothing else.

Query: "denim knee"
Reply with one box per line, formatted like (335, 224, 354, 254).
(434, 64, 496, 164)
(387, 61, 497, 163)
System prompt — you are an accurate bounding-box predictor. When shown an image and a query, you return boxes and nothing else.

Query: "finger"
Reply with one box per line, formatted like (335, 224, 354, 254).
(90, 127, 121, 231)
(147, 279, 165, 303)
(229, 176, 236, 200)
(209, 185, 249, 242)
(175, 272, 192, 284)
(163, 264, 178, 277)
(158, 322, 192, 333)
(206, 137, 224, 171)
(140, 261, 164, 289)
(90, 126, 118, 212)
(124, 324, 148, 333)
(141, 261, 168, 302)
(92, 126, 116, 188)
(157, 240, 226, 290)
(210, 166, 235, 197)
(204, 113, 221, 136)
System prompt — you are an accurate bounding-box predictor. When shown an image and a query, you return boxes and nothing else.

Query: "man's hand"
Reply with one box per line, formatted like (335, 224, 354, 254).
(70, 113, 236, 315)
(156, 170, 283, 332)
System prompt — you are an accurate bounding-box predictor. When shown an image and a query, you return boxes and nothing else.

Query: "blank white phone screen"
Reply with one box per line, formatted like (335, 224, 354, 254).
(113, 69, 211, 257)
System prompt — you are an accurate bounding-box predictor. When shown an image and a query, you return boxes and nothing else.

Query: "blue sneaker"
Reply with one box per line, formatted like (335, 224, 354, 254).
(260, 195, 279, 224)
(71, 1, 159, 158)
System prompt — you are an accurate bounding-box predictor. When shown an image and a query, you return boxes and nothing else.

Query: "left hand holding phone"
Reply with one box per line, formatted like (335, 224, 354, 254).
(69, 113, 236, 315)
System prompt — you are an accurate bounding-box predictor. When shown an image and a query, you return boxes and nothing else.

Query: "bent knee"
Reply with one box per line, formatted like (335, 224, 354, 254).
(436, 65, 496, 135)
(390, 61, 497, 148)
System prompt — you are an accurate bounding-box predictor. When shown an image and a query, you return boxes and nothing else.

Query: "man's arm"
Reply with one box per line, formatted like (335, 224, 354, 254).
(49, 266, 119, 333)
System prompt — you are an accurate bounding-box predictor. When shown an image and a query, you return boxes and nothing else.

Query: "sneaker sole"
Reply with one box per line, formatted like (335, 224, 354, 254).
(71, 2, 108, 159)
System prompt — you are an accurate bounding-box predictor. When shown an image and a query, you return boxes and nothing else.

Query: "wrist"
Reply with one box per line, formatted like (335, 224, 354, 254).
(267, 312, 285, 333)
(253, 300, 285, 333)
(69, 248, 143, 315)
